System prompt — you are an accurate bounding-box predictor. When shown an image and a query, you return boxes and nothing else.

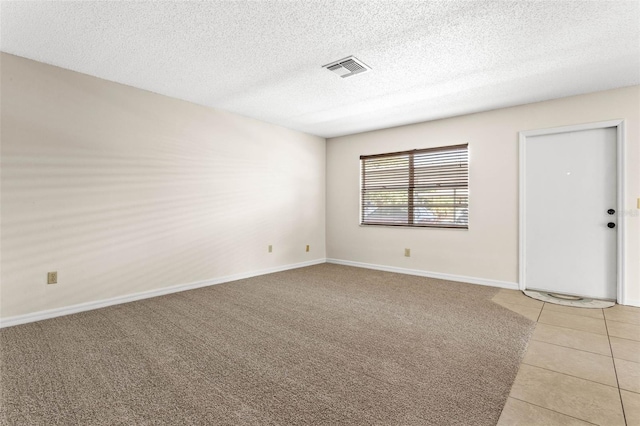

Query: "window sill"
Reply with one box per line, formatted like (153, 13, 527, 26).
(359, 224, 469, 230)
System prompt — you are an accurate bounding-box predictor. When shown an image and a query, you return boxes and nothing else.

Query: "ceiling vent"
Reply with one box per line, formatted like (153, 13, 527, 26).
(322, 56, 370, 78)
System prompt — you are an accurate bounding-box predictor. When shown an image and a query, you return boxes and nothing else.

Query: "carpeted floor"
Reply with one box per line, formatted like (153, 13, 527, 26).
(1, 264, 535, 425)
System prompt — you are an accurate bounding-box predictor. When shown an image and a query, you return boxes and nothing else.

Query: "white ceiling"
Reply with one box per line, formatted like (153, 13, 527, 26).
(1, 1, 639, 138)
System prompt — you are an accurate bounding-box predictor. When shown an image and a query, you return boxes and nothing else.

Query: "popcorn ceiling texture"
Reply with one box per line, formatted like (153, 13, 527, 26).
(1, 1, 638, 137)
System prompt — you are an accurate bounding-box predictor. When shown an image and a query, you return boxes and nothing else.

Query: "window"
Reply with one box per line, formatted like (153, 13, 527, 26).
(360, 144, 468, 228)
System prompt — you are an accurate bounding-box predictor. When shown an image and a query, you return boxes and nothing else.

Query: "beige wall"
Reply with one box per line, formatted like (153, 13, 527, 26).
(327, 86, 640, 305)
(0, 53, 326, 319)
(2, 53, 638, 321)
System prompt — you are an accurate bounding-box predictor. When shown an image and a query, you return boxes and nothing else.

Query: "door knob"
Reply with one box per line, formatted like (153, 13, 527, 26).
(607, 209, 615, 215)
(607, 222, 616, 228)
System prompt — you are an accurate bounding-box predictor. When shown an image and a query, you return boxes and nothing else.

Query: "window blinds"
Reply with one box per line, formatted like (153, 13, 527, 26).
(360, 144, 469, 228)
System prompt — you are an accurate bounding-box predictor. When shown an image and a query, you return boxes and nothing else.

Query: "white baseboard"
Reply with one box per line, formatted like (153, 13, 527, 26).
(0, 258, 327, 329)
(624, 298, 640, 308)
(326, 258, 519, 290)
(5, 258, 632, 328)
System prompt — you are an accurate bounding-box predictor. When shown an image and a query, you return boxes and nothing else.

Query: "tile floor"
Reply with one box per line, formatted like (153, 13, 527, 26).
(493, 289, 640, 426)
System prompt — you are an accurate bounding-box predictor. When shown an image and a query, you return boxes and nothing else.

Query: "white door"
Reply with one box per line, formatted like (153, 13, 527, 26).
(523, 127, 617, 300)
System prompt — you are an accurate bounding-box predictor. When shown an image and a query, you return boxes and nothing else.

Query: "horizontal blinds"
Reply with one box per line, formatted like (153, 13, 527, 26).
(361, 144, 468, 228)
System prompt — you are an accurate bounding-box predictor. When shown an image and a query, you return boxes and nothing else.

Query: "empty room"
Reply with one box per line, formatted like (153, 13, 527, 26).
(1, 1, 639, 425)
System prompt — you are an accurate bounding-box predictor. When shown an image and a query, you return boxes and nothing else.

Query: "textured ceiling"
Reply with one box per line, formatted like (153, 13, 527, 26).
(1, 1, 639, 138)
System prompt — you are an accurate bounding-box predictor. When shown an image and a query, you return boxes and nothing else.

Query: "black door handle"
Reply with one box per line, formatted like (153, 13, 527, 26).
(608, 222, 616, 229)
(608, 209, 615, 215)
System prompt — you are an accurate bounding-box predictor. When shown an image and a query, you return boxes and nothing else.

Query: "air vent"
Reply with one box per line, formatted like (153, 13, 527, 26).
(322, 56, 370, 78)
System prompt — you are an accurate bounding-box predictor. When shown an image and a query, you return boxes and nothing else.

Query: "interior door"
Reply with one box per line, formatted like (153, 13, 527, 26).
(524, 127, 617, 300)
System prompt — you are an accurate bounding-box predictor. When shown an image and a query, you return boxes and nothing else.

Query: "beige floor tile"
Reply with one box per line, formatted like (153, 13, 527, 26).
(532, 323, 611, 356)
(522, 340, 617, 386)
(492, 291, 544, 309)
(497, 397, 592, 426)
(610, 304, 640, 314)
(493, 299, 541, 321)
(542, 303, 604, 319)
(538, 310, 607, 335)
(610, 337, 640, 363)
(614, 358, 640, 394)
(509, 364, 625, 425)
(604, 306, 640, 325)
(607, 319, 640, 341)
(622, 390, 640, 426)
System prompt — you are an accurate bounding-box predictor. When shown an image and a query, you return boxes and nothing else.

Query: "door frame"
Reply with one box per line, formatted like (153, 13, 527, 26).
(519, 120, 626, 303)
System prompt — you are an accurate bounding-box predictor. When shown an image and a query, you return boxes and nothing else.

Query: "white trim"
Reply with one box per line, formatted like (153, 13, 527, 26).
(0, 259, 327, 329)
(624, 299, 640, 308)
(616, 121, 626, 305)
(518, 131, 527, 290)
(519, 120, 625, 138)
(519, 120, 626, 304)
(326, 258, 518, 290)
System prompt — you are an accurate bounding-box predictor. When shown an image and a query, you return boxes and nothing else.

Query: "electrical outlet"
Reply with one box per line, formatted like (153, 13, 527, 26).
(306, 245, 310, 252)
(47, 271, 57, 285)
(404, 248, 410, 257)
(268, 245, 273, 253)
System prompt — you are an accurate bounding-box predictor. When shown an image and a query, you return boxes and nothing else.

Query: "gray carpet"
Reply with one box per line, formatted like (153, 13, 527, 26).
(1, 264, 535, 425)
